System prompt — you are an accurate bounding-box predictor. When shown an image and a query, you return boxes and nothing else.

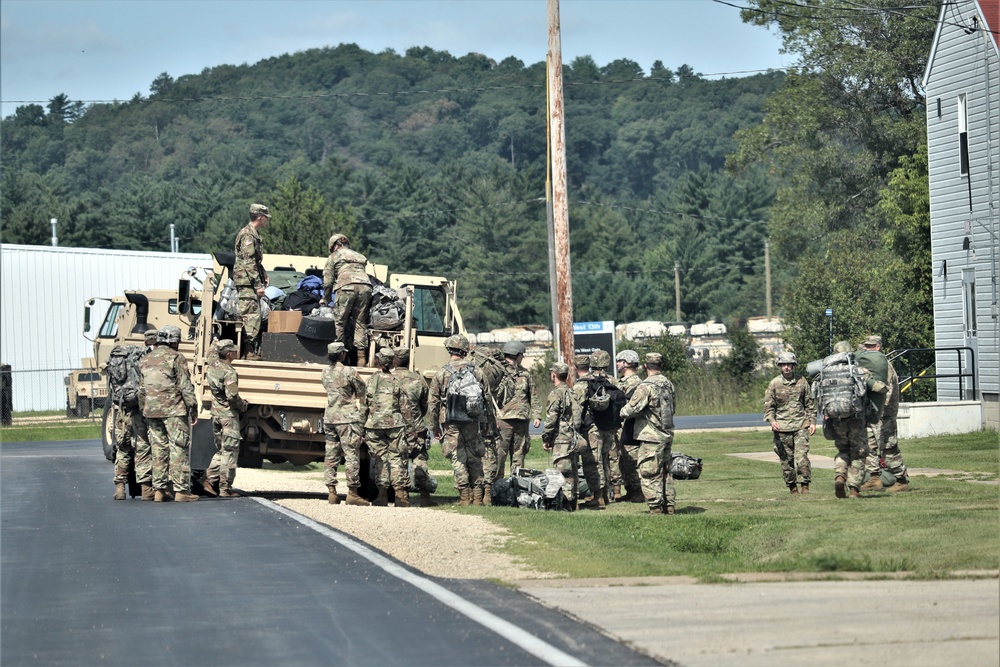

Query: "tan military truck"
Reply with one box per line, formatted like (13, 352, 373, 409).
(64, 359, 108, 418)
(89, 253, 466, 472)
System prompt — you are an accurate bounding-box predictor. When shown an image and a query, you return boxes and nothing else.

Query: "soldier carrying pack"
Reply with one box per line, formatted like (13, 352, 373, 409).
(107, 345, 146, 408)
(813, 351, 868, 421)
(444, 364, 485, 423)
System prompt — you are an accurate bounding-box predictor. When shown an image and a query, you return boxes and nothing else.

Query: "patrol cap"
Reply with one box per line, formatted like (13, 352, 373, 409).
(503, 340, 526, 356)
(590, 350, 611, 368)
(573, 354, 590, 368)
(375, 347, 396, 364)
(833, 340, 853, 354)
(327, 341, 346, 356)
(645, 352, 663, 366)
(250, 203, 271, 218)
(863, 335, 882, 347)
(616, 349, 640, 365)
(216, 339, 238, 355)
(143, 328, 159, 344)
(394, 346, 410, 360)
(550, 362, 570, 375)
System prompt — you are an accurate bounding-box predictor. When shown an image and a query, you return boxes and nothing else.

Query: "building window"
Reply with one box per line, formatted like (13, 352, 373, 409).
(958, 93, 969, 176)
(962, 268, 977, 339)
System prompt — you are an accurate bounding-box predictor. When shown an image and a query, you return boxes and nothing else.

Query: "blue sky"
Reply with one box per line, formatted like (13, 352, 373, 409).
(1, 0, 789, 117)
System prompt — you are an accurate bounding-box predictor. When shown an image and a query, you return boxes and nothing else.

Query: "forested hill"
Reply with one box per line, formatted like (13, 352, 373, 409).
(1, 43, 783, 331)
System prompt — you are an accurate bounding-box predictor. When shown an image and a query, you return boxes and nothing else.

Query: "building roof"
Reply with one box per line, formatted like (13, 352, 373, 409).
(924, 0, 1000, 87)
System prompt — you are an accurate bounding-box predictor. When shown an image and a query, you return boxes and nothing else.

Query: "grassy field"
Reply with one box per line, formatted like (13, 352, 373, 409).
(437, 429, 1000, 579)
(0, 423, 101, 442)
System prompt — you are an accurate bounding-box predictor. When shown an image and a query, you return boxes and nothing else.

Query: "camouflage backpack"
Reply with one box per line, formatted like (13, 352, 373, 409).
(444, 363, 485, 423)
(107, 345, 146, 407)
(814, 352, 867, 420)
(471, 347, 514, 407)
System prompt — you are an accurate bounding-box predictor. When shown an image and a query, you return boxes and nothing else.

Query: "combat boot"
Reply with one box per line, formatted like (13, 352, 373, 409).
(848, 488, 861, 499)
(885, 477, 910, 493)
(648, 506, 664, 515)
(800, 484, 809, 495)
(472, 487, 485, 506)
(665, 505, 676, 515)
(200, 475, 218, 497)
(419, 491, 437, 507)
(113, 483, 126, 500)
(788, 484, 799, 495)
(612, 484, 622, 502)
(581, 496, 601, 509)
(860, 476, 883, 491)
(373, 488, 389, 506)
(328, 486, 341, 504)
(834, 475, 847, 499)
(346, 488, 371, 506)
(457, 488, 472, 506)
(394, 488, 411, 507)
(245, 352, 262, 361)
(174, 491, 199, 502)
(597, 493, 606, 508)
(483, 484, 492, 506)
(154, 489, 171, 502)
(141, 484, 155, 501)
(356, 350, 368, 368)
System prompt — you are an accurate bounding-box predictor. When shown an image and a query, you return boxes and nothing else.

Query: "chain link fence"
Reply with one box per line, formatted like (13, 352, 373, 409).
(0, 365, 107, 425)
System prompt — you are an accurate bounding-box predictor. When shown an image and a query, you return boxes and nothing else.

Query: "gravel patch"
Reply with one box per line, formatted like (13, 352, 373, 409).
(235, 468, 563, 582)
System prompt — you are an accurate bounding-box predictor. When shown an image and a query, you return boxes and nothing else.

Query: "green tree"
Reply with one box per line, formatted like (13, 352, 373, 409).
(264, 175, 356, 256)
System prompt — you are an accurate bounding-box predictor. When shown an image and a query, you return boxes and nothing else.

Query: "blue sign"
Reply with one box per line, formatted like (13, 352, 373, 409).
(573, 321, 614, 334)
(825, 309, 833, 317)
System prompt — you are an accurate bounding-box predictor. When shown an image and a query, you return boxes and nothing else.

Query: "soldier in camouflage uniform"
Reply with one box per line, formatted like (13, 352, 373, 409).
(322, 341, 370, 506)
(139, 325, 199, 502)
(113, 328, 158, 501)
(494, 341, 541, 479)
(364, 348, 410, 507)
(202, 339, 248, 498)
(858, 335, 910, 493)
(392, 346, 434, 506)
(619, 353, 677, 515)
(573, 352, 619, 506)
(428, 334, 490, 506)
(541, 362, 584, 509)
(234, 203, 270, 360)
(320, 234, 373, 367)
(615, 349, 644, 502)
(763, 351, 816, 495)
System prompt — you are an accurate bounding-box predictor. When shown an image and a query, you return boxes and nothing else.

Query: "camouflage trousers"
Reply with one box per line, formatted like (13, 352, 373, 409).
(237, 286, 261, 349)
(830, 417, 869, 490)
(865, 418, 908, 480)
(773, 428, 812, 486)
(485, 419, 529, 482)
(637, 435, 676, 511)
(607, 433, 623, 489)
(619, 442, 643, 497)
(550, 441, 580, 503)
(366, 426, 408, 491)
(586, 426, 615, 496)
(324, 422, 364, 491)
(403, 431, 435, 492)
(206, 415, 240, 490)
(334, 284, 372, 352)
(147, 415, 192, 493)
(442, 422, 485, 492)
(114, 406, 152, 485)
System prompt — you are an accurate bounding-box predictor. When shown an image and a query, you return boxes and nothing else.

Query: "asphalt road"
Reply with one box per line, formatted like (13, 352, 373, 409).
(1, 440, 662, 667)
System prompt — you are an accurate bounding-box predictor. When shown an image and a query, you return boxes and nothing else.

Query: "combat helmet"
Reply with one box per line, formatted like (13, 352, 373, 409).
(776, 352, 798, 365)
(615, 349, 640, 365)
(590, 350, 611, 369)
(328, 233, 349, 252)
(444, 334, 470, 354)
(502, 340, 526, 356)
(159, 325, 182, 344)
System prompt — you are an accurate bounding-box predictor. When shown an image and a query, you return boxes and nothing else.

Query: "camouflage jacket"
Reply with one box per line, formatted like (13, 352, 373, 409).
(572, 370, 618, 429)
(321, 361, 366, 425)
(882, 364, 900, 420)
(763, 374, 815, 432)
(428, 359, 488, 427)
(392, 367, 428, 431)
(497, 362, 541, 421)
(207, 360, 248, 420)
(364, 370, 405, 429)
(618, 372, 642, 396)
(541, 385, 583, 446)
(323, 247, 370, 295)
(620, 374, 674, 443)
(139, 346, 197, 419)
(233, 223, 266, 290)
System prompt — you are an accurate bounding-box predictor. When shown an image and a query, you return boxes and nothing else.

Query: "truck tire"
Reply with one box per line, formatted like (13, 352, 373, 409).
(75, 398, 90, 419)
(101, 403, 117, 462)
(238, 440, 264, 469)
(66, 400, 73, 419)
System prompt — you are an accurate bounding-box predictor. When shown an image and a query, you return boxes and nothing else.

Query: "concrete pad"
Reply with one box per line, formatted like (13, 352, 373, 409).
(520, 579, 1000, 667)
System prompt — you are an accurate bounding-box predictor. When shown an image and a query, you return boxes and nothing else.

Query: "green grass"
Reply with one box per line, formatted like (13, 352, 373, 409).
(0, 423, 101, 442)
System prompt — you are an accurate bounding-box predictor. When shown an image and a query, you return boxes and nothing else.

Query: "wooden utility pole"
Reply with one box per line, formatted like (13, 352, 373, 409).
(545, 56, 560, 352)
(674, 261, 681, 322)
(547, 0, 574, 364)
(765, 239, 772, 318)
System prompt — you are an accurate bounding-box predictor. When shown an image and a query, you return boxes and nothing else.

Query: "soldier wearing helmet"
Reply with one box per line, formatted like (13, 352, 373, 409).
(569, 349, 621, 507)
(428, 333, 491, 506)
(321, 341, 370, 506)
(233, 203, 270, 360)
(392, 347, 434, 506)
(764, 349, 816, 496)
(615, 349, 644, 501)
(320, 233, 373, 367)
(111, 332, 160, 501)
(489, 340, 541, 484)
(139, 324, 199, 502)
(364, 348, 411, 507)
(200, 340, 248, 498)
(857, 334, 910, 494)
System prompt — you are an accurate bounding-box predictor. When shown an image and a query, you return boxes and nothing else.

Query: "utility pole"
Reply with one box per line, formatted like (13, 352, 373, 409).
(765, 239, 772, 319)
(547, 0, 574, 365)
(545, 56, 560, 352)
(674, 261, 681, 322)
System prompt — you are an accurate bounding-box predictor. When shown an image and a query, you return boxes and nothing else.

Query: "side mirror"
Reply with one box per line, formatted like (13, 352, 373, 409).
(84, 303, 92, 333)
(178, 279, 191, 315)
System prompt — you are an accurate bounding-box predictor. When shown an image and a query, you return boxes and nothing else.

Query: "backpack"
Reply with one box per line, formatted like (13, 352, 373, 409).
(814, 352, 867, 420)
(491, 468, 566, 510)
(444, 364, 485, 423)
(584, 376, 627, 431)
(670, 452, 703, 480)
(369, 282, 405, 331)
(107, 345, 145, 408)
(472, 348, 514, 406)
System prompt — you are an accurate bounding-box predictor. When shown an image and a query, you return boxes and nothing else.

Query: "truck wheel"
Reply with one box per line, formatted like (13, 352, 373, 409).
(66, 400, 73, 419)
(75, 398, 90, 419)
(101, 403, 117, 462)
(237, 441, 264, 469)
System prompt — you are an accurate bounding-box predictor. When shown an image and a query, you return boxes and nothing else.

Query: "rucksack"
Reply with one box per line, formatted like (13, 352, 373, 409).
(491, 468, 566, 510)
(369, 282, 405, 331)
(107, 345, 145, 408)
(444, 364, 485, 423)
(584, 376, 627, 431)
(472, 348, 514, 406)
(670, 452, 703, 480)
(815, 352, 867, 420)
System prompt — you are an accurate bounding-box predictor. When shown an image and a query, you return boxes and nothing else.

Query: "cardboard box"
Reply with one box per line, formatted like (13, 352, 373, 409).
(268, 310, 303, 334)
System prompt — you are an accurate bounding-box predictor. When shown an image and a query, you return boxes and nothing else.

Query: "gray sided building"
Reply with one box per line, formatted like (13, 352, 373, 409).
(923, 0, 1000, 429)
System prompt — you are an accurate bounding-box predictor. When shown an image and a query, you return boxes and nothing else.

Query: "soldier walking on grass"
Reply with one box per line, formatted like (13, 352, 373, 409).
(857, 335, 911, 493)
(365, 348, 411, 507)
(139, 325, 198, 502)
(322, 342, 370, 506)
(201, 339, 248, 498)
(234, 203, 270, 360)
(764, 351, 816, 495)
(494, 340, 541, 476)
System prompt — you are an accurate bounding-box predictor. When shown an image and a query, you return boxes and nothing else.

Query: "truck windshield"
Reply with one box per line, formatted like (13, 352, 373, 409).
(411, 287, 447, 335)
(99, 304, 122, 338)
(78, 372, 102, 382)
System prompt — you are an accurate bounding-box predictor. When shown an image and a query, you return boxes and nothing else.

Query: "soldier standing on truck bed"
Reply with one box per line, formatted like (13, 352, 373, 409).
(112, 328, 158, 501)
(320, 234, 372, 368)
(234, 203, 270, 360)
(201, 339, 248, 498)
(139, 325, 199, 502)
(322, 342, 370, 506)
